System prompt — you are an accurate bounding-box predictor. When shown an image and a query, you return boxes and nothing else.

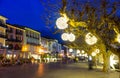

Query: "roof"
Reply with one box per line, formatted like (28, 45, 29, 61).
(0, 16, 8, 20)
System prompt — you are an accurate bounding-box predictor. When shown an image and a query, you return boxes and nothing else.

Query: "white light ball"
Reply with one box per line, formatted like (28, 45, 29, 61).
(77, 50, 80, 53)
(68, 33, 75, 42)
(69, 48, 73, 52)
(85, 33, 97, 45)
(61, 33, 69, 41)
(56, 17, 68, 29)
(92, 52, 96, 56)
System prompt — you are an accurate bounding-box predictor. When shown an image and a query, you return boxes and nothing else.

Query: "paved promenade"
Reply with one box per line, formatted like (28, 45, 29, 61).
(0, 62, 119, 78)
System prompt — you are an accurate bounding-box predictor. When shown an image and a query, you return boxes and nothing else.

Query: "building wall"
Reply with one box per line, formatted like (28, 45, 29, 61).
(41, 37, 49, 53)
(22, 27, 41, 58)
(0, 16, 7, 47)
(6, 24, 24, 50)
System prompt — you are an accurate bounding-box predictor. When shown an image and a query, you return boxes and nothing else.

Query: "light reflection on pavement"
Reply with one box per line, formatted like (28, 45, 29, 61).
(0, 62, 119, 78)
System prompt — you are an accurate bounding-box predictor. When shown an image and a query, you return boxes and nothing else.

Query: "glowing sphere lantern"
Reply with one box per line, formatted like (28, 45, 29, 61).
(61, 33, 69, 41)
(85, 33, 97, 45)
(69, 48, 73, 52)
(68, 33, 75, 42)
(56, 17, 68, 29)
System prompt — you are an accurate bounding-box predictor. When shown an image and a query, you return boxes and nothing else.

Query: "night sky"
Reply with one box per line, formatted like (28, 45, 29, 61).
(0, 0, 120, 44)
(0, 0, 62, 43)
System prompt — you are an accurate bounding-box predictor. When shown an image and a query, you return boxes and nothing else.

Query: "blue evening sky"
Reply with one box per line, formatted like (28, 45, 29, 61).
(0, 0, 119, 44)
(0, 0, 62, 43)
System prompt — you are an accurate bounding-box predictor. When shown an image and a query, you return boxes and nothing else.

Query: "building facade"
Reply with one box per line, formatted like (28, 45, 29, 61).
(0, 16, 7, 56)
(22, 27, 41, 59)
(6, 24, 24, 59)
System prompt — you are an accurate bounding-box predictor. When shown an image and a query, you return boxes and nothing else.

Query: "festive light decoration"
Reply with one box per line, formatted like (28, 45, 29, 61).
(56, 17, 68, 29)
(81, 50, 85, 53)
(85, 33, 97, 45)
(69, 48, 73, 52)
(77, 50, 80, 54)
(96, 49, 100, 53)
(61, 33, 69, 41)
(92, 52, 96, 56)
(61, 33, 75, 42)
(68, 33, 75, 42)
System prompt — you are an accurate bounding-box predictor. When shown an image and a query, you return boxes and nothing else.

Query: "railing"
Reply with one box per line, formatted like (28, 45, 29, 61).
(0, 32, 6, 38)
(0, 22, 7, 28)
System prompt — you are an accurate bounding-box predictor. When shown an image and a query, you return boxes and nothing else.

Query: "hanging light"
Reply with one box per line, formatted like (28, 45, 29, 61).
(77, 50, 80, 54)
(85, 33, 97, 45)
(92, 52, 96, 56)
(81, 50, 85, 53)
(56, 17, 68, 29)
(61, 33, 69, 41)
(95, 49, 100, 53)
(69, 48, 73, 52)
(68, 33, 75, 42)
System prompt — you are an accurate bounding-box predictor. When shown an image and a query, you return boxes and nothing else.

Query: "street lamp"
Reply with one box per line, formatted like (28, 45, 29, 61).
(85, 33, 97, 45)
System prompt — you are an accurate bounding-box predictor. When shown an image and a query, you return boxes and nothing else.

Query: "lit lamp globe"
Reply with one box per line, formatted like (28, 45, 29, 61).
(85, 33, 97, 45)
(68, 33, 75, 42)
(96, 49, 100, 53)
(77, 50, 80, 54)
(56, 17, 68, 29)
(92, 52, 96, 56)
(69, 48, 73, 52)
(61, 33, 69, 41)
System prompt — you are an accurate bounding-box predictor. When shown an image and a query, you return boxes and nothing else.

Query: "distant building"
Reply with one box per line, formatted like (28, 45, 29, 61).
(6, 24, 24, 59)
(48, 39, 62, 58)
(0, 16, 7, 55)
(41, 37, 49, 53)
(22, 27, 41, 59)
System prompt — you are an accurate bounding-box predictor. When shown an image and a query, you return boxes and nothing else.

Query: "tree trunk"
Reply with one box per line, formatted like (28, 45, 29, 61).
(102, 52, 110, 72)
(118, 54, 120, 78)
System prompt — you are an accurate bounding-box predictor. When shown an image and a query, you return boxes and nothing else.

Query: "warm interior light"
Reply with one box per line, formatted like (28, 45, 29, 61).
(85, 33, 97, 45)
(56, 17, 68, 29)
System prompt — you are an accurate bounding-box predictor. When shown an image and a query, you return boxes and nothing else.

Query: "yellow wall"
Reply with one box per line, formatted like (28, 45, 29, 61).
(0, 38, 5, 46)
(0, 27, 6, 33)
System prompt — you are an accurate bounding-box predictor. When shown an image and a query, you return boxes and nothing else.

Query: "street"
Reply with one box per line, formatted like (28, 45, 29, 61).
(0, 62, 119, 78)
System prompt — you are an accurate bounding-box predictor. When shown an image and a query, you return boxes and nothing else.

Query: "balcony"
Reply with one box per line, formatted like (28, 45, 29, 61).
(27, 42, 40, 45)
(6, 38, 22, 42)
(6, 29, 13, 33)
(0, 32, 6, 38)
(16, 30, 23, 35)
(0, 21, 7, 28)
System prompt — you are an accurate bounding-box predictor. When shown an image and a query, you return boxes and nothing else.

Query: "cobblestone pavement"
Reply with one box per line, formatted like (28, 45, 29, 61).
(0, 62, 119, 78)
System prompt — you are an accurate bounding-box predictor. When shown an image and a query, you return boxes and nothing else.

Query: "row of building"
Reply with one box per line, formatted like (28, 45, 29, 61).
(0, 16, 68, 60)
